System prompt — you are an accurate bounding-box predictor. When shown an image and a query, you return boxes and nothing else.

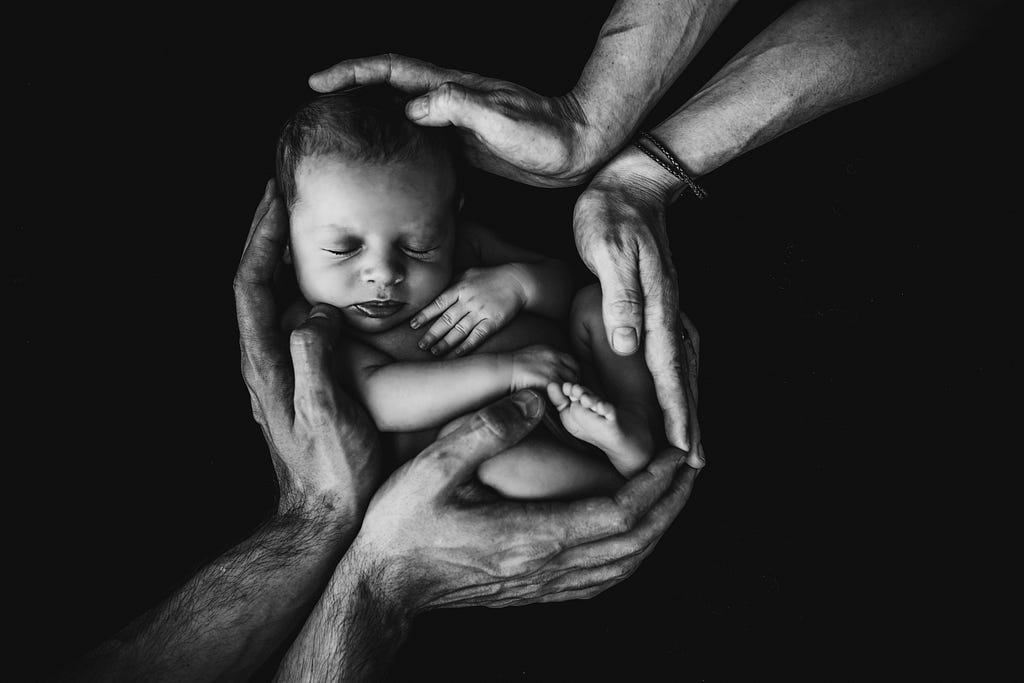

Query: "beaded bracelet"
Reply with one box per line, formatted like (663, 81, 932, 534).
(633, 130, 708, 199)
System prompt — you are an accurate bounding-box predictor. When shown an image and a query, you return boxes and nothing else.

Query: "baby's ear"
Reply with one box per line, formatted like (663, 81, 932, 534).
(282, 241, 293, 265)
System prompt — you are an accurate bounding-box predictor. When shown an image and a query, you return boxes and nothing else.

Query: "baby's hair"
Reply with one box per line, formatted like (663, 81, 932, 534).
(275, 85, 457, 209)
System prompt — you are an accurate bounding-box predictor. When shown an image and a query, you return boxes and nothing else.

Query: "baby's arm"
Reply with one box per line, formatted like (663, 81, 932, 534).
(462, 221, 573, 321)
(343, 339, 577, 432)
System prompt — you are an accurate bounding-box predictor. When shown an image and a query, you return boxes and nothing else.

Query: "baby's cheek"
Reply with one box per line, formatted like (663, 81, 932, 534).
(297, 265, 353, 309)
(410, 261, 452, 304)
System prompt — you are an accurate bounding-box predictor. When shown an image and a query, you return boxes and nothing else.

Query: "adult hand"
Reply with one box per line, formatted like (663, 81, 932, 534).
(573, 146, 704, 467)
(234, 179, 383, 520)
(308, 53, 604, 187)
(339, 303, 702, 612)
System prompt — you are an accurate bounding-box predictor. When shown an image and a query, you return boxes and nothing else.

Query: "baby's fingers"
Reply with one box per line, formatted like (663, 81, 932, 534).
(417, 302, 466, 351)
(410, 289, 456, 331)
(449, 319, 496, 357)
(430, 313, 477, 356)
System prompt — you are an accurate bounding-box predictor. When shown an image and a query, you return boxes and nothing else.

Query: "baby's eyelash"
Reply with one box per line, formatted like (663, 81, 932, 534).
(323, 247, 359, 256)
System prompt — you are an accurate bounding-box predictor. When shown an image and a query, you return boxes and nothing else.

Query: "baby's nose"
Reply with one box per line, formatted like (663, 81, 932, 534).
(361, 255, 405, 286)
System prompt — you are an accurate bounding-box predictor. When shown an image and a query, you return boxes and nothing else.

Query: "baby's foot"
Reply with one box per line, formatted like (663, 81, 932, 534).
(546, 382, 653, 477)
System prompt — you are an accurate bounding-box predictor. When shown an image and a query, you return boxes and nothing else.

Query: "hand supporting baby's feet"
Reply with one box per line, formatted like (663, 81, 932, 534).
(546, 382, 653, 477)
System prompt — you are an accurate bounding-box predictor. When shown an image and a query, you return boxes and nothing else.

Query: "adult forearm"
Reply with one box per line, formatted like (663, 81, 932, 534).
(64, 500, 359, 682)
(650, 0, 997, 179)
(275, 549, 412, 682)
(571, 0, 739, 164)
(362, 355, 510, 431)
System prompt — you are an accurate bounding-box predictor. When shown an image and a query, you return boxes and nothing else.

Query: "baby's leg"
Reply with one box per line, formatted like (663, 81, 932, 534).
(552, 283, 663, 477)
(476, 432, 624, 500)
(440, 412, 623, 500)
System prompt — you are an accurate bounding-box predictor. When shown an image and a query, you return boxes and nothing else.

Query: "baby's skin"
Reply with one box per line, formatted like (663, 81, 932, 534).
(285, 151, 661, 499)
(334, 279, 663, 499)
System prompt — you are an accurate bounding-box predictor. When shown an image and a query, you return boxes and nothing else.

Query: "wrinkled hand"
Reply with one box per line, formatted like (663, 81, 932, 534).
(574, 147, 703, 467)
(410, 264, 528, 357)
(342, 307, 703, 612)
(510, 344, 579, 392)
(308, 53, 602, 187)
(234, 179, 383, 518)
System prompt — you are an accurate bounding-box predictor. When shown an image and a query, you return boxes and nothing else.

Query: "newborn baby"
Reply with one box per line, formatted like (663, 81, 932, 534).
(276, 86, 663, 499)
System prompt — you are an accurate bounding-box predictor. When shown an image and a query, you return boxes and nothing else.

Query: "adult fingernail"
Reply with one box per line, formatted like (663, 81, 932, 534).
(407, 97, 428, 120)
(613, 327, 638, 353)
(512, 391, 543, 418)
(410, 319, 420, 329)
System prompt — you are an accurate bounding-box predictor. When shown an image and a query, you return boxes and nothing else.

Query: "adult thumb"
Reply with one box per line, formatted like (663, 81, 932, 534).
(597, 262, 645, 356)
(419, 390, 545, 496)
(405, 81, 497, 132)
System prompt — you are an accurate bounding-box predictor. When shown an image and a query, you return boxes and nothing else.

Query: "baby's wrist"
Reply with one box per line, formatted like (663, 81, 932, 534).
(503, 263, 533, 310)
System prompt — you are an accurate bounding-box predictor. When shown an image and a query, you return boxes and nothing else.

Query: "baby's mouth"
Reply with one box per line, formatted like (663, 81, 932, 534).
(350, 299, 407, 319)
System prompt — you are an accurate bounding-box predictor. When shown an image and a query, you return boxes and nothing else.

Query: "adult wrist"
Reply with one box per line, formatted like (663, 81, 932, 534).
(337, 538, 420, 622)
(557, 88, 623, 180)
(593, 144, 687, 207)
(277, 487, 362, 539)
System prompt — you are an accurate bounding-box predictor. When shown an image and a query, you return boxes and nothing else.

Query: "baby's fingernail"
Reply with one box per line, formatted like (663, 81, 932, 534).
(511, 391, 543, 418)
(406, 97, 429, 120)
(613, 327, 638, 353)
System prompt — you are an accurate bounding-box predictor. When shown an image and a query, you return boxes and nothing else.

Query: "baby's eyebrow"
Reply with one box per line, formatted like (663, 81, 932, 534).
(316, 223, 356, 236)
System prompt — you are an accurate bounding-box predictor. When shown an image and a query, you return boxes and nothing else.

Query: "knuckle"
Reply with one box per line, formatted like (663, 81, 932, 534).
(472, 405, 515, 442)
(610, 509, 632, 535)
(437, 80, 461, 102)
(608, 297, 642, 319)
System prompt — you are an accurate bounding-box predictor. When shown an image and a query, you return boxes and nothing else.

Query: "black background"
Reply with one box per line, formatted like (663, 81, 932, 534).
(17, 1, 1012, 680)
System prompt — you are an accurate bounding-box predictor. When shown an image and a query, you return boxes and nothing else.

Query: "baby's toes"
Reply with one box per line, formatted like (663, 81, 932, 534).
(579, 391, 597, 410)
(594, 400, 615, 419)
(547, 382, 570, 411)
(568, 383, 585, 401)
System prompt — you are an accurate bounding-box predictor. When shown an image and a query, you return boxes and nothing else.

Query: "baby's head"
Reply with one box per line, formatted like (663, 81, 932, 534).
(276, 86, 459, 334)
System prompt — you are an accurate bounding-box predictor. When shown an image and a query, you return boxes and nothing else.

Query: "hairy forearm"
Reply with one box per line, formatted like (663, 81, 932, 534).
(63, 501, 359, 682)
(571, 0, 739, 163)
(651, 0, 998, 179)
(275, 549, 411, 682)
(361, 355, 510, 431)
(509, 260, 573, 320)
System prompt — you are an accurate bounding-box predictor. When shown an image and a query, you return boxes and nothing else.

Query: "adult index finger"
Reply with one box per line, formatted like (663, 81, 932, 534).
(308, 53, 461, 94)
(545, 459, 699, 572)
(485, 447, 688, 552)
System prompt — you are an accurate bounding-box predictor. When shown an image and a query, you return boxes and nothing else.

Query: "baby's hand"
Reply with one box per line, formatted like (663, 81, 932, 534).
(411, 265, 529, 357)
(509, 345, 579, 392)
